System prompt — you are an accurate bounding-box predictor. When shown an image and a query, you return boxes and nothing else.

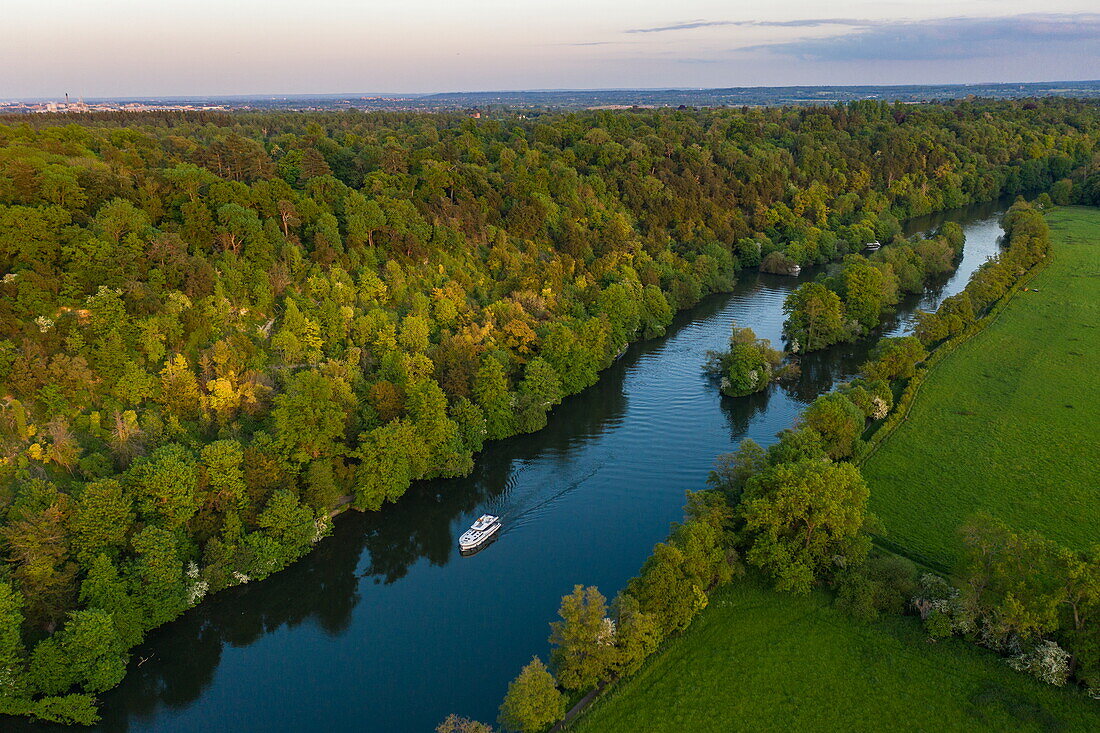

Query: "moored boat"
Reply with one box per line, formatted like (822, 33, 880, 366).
(459, 514, 502, 553)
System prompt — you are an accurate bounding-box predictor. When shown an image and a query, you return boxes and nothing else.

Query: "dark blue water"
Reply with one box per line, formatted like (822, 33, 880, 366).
(64, 202, 1005, 732)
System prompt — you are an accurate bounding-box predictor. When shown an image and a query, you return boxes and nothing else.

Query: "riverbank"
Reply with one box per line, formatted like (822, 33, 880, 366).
(864, 206, 1100, 568)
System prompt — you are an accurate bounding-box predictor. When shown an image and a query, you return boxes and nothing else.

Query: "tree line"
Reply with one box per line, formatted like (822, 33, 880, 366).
(0, 101, 1098, 722)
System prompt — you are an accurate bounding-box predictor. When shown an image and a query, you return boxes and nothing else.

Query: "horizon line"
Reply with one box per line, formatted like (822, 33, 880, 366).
(4, 78, 1100, 104)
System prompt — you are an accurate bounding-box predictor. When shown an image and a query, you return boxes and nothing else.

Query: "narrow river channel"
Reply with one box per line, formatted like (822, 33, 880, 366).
(76, 199, 1008, 732)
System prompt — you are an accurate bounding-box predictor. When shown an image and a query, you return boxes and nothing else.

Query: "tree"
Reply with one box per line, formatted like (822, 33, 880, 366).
(0, 582, 27, 698)
(345, 191, 386, 247)
(639, 285, 673, 338)
(68, 479, 134, 566)
(708, 324, 785, 397)
(158, 354, 202, 418)
(407, 379, 471, 478)
(498, 656, 565, 733)
(765, 428, 828, 465)
(1, 480, 79, 629)
(677, 491, 736, 589)
(515, 357, 563, 434)
(128, 443, 199, 529)
(740, 459, 871, 593)
(298, 148, 332, 180)
(79, 554, 144, 647)
(273, 297, 323, 365)
(398, 314, 431, 354)
(861, 336, 926, 382)
(798, 392, 865, 460)
(783, 282, 845, 352)
(92, 198, 148, 244)
(436, 714, 494, 733)
(256, 490, 323, 564)
(1009, 640, 1071, 687)
(272, 371, 354, 463)
(353, 419, 421, 510)
(707, 439, 766, 505)
(626, 542, 706, 637)
(129, 526, 188, 627)
(835, 554, 917, 622)
(29, 609, 128, 695)
(198, 439, 248, 515)
(474, 357, 515, 441)
(958, 515, 1067, 644)
(610, 592, 660, 677)
(548, 585, 617, 691)
(842, 258, 890, 333)
(215, 203, 261, 254)
(596, 282, 641, 347)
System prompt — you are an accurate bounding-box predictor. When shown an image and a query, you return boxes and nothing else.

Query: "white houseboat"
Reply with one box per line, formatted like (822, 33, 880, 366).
(459, 514, 502, 553)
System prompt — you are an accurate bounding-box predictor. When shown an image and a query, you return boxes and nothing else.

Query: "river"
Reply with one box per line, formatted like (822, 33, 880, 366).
(70, 200, 1006, 732)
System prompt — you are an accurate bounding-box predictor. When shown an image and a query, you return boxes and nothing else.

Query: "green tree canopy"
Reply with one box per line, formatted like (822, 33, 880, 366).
(498, 656, 565, 733)
(740, 459, 871, 593)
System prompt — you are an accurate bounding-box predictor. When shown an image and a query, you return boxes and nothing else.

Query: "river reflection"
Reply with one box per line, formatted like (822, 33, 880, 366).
(4, 201, 1007, 733)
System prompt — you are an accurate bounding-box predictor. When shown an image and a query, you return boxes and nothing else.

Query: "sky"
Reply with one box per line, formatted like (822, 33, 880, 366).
(2, 0, 1099, 98)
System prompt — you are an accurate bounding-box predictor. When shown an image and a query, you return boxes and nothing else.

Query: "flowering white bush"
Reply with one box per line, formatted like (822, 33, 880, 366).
(912, 573, 978, 638)
(312, 515, 333, 544)
(871, 396, 889, 420)
(1008, 640, 1070, 686)
(185, 561, 209, 606)
(232, 571, 252, 585)
(35, 316, 54, 333)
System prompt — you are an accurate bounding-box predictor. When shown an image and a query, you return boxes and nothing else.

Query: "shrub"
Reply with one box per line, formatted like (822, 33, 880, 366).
(1008, 640, 1071, 687)
(835, 555, 918, 622)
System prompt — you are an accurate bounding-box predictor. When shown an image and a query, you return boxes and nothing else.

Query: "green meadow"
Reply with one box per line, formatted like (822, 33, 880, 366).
(572, 582, 1100, 732)
(864, 206, 1100, 568)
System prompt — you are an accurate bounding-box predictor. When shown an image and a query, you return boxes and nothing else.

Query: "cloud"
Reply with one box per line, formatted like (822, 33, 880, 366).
(745, 14, 1100, 62)
(626, 20, 737, 34)
(626, 18, 874, 34)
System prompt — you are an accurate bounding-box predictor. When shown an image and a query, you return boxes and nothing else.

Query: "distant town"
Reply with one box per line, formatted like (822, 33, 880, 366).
(4, 79, 1100, 115)
(0, 96, 231, 114)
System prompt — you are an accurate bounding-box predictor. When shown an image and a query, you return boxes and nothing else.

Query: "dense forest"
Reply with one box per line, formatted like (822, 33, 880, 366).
(1, 100, 1100, 722)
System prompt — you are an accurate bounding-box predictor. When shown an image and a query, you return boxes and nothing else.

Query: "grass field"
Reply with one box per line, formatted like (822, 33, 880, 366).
(863, 206, 1100, 568)
(572, 581, 1100, 732)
